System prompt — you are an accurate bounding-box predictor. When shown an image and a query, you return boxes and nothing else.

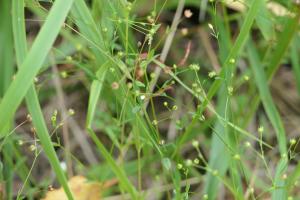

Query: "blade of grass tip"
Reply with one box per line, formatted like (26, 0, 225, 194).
(0, 0, 74, 137)
(86, 64, 109, 128)
(11, 0, 74, 199)
(247, 40, 288, 199)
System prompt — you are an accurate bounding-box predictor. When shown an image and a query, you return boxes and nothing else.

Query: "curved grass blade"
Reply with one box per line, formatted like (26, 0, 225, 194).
(0, 0, 74, 137)
(11, 0, 74, 199)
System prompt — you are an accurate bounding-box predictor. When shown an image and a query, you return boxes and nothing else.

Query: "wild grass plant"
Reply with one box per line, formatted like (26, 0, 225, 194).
(1, 0, 300, 199)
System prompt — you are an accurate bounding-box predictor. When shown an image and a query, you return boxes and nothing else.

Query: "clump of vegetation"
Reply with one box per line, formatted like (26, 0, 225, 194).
(1, 0, 300, 199)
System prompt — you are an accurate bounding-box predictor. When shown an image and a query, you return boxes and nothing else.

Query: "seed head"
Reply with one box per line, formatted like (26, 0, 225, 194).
(140, 95, 146, 100)
(26, 114, 32, 122)
(68, 108, 75, 116)
(229, 58, 235, 64)
(282, 173, 287, 180)
(192, 140, 199, 148)
(29, 144, 36, 152)
(152, 120, 158, 126)
(60, 71, 68, 78)
(66, 56, 72, 62)
(190, 64, 200, 71)
(111, 82, 119, 90)
(177, 163, 183, 169)
(30, 127, 36, 134)
(290, 138, 297, 145)
(181, 28, 188, 36)
(34, 77, 39, 83)
(258, 126, 264, 133)
(150, 73, 156, 79)
(244, 75, 250, 81)
(227, 86, 233, 95)
(18, 140, 24, 146)
(212, 170, 218, 176)
(76, 44, 82, 51)
(249, 187, 254, 193)
(184, 9, 193, 18)
(185, 159, 193, 166)
(208, 23, 214, 30)
(159, 140, 165, 145)
(245, 141, 251, 148)
(233, 154, 240, 160)
(208, 71, 216, 78)
(172, 105, 178, 111)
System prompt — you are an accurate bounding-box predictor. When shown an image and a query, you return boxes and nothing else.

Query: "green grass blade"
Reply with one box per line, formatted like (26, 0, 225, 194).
(248, 40, 288, 199)
(0, 1, 16, 198)
(0, 0, 14, 96)
(87, 128, 139, 199)
(0, 0, 74, 137)
(266, 7, 300, 80)
(241, 4, 300, 141)
(241, 10, 300, 198)
(11, 0, 74, 199)
(200, 1, 263, 198)
(291, 36, 300, 95)
(25, 89, 74, 199)
(198, 0, 263, 120)
(70, 0, 109, 128)
(71, 0, 110, 128)
(203, 9, 242, 199)
(86, 65, 108, 128)
(70, 1, 140, 198)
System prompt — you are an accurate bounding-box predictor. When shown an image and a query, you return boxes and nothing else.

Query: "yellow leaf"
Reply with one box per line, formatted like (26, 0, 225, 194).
(42, 176, 102, 200)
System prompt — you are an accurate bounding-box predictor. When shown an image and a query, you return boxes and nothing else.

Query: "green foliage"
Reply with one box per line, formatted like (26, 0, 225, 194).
(1, 0, 300, 199)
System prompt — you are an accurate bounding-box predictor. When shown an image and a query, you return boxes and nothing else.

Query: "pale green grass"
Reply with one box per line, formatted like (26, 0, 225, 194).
(1, 0, 300, 199)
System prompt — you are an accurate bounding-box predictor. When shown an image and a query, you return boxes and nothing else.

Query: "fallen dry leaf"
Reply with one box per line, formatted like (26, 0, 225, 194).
(42, 176, 115, 200)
